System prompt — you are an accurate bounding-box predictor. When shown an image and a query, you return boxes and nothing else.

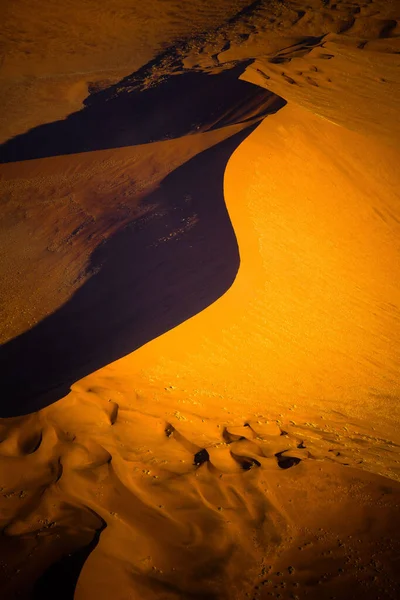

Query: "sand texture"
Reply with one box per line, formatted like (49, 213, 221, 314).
(1, 1, 400, 598)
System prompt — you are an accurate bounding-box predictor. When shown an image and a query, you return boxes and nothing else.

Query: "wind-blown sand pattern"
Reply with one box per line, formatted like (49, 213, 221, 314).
(0, 1, 400, 599)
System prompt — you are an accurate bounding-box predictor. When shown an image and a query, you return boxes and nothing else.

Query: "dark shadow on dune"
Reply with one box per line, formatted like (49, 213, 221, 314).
(0, 125, 260, 417)
(0, 60, 287, 417)
(32, 519, 106, 600)
(0, 63, 283, 163)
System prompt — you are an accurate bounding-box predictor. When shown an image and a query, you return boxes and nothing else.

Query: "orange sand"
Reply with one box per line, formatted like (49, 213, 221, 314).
(1, 1, 400, 599)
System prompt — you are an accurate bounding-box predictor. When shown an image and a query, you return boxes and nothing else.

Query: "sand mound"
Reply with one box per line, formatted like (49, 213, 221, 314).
(1, 382, 399, 599)
(1, 0, 400, 598)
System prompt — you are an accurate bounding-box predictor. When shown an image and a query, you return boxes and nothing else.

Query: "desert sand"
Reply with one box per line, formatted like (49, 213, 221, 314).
(1, 1, 400, 599)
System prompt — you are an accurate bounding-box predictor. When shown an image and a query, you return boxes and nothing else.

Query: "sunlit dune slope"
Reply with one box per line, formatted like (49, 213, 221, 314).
(1, 0, 400, 599)
(0, 73, 284, 415)
(79, 102, 400, 476)
(0, 63, 282, 342)
(1, 105, 399, 599)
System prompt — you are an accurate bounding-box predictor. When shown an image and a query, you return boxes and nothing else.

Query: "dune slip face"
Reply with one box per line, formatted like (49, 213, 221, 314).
(1, 0, 400, 599)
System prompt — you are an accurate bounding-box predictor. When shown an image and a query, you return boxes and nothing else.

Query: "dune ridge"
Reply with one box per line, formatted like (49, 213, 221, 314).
(1, 0, 400, 598)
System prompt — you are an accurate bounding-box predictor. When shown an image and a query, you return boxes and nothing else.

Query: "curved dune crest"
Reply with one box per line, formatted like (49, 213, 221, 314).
(1, 105, 399, 599)
(1, 0, 400, 598)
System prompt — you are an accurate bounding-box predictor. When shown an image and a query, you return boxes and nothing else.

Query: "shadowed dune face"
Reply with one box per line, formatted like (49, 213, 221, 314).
(0, 66, 285, 416)
(0, 129, 247, 415)
(0, 0, 251, 143)
(0, 65, 284, 163)
(1, 1, 400, 599)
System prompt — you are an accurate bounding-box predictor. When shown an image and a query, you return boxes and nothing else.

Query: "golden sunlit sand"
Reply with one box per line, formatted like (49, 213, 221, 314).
(0, 1, 400, 599)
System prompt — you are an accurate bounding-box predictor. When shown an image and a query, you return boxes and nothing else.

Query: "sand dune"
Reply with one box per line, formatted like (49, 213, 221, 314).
(0, 81, 284, 413)
(0, 0, 248, 143)
(1, 0, 400, 598)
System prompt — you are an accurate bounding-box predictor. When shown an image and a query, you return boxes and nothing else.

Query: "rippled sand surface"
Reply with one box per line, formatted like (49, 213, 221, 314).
(1, 1, 400, 598)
